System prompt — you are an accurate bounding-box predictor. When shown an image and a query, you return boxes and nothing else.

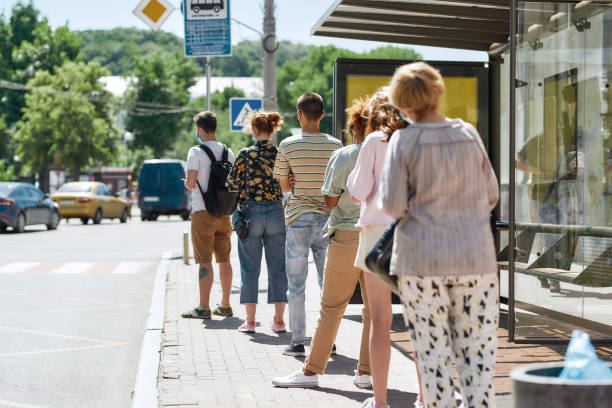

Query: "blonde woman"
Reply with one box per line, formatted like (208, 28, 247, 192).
(226, 112, 287, 333)
(347, 90, 424, 408)
(381, 62, 499, 408)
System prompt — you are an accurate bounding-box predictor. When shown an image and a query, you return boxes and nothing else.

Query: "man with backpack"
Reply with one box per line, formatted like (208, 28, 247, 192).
(182, 111, 236, 319)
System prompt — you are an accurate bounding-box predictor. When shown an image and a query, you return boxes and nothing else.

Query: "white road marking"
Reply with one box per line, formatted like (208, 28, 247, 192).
(112, 262, 148, 274)
(0, 263, 39, 274)
(50, 262, 94, 274)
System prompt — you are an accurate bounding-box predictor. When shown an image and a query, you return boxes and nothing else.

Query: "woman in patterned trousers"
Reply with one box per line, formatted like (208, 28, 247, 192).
(380, 62, 500, 408)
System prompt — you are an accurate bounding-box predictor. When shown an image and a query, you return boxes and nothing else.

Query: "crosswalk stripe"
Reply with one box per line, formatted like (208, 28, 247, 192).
(51, 262, 95, 274)
(112, 262, 148, 274)
(0, 262, 40, 274)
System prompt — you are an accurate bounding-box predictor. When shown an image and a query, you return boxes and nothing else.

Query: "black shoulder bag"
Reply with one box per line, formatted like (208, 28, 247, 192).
(231, 150, 250, 239)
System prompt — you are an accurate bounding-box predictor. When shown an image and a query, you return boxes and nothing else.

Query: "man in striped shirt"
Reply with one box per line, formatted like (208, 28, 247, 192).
(274, 93, 342, 356)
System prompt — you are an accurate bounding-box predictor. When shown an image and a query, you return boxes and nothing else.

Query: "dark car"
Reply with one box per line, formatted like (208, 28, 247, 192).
(0, 182, 60, 233)
(137, 160, 191, 221)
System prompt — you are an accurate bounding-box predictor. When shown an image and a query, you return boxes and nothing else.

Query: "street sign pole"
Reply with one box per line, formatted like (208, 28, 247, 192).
(206, 56, 211, 112)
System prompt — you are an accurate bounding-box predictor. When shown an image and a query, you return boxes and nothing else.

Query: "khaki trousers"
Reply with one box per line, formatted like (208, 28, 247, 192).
(304, 229, 371, 375)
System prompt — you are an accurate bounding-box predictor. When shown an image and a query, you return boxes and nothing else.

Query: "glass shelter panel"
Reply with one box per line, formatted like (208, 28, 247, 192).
(510, 2, 612, 339)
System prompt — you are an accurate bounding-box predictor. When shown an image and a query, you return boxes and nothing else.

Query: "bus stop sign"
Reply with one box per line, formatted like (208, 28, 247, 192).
(183, 0, 231, 57)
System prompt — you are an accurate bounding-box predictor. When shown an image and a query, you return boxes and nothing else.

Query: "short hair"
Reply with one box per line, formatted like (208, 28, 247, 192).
(249, 111, 284, 134)
(345, 97, 370, 144)
(366, 87, 407, 141)
(296, 93, 324, 121)
(390, 62, 445, 115)
(193, 111, 217, 133)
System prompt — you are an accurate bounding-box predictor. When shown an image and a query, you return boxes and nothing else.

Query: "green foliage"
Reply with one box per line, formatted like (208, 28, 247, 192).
(0, 2, 82, 126)
(124, 51, 199, 158)
(0, 117, 9, 162)
(13, 61, 117, 177)
(78, 28, 183, 76)
(0, 160, 15, 182)
(166, 89, 251, 160)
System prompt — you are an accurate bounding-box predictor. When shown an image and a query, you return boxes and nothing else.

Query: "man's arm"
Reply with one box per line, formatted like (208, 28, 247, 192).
(185, 170, 198, 190)
(324, 195, 339, 209)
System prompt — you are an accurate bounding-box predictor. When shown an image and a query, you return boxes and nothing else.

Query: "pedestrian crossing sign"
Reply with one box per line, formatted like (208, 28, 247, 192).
(133, 0, 175, 32)
(230, 98, 263, 132)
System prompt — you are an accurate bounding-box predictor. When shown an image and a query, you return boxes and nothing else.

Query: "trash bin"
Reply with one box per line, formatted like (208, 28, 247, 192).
(511, 362, 612, 408)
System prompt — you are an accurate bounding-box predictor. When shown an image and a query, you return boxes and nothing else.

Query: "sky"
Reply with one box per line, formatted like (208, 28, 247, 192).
(0, 0, 487, 62)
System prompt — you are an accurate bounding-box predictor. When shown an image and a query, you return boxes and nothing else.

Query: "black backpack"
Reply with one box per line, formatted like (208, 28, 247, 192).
(196, 143, 238, 217)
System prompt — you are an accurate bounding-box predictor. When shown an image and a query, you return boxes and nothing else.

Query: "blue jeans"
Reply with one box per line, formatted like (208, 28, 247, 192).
(238, 200, 288, 304)
(285, 212, 329, 345)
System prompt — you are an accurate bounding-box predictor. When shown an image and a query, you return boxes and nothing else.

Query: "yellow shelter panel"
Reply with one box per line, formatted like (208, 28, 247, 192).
(346, 76, 480, 137)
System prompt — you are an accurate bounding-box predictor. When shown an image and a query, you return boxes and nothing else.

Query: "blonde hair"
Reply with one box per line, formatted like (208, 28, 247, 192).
(345, 97, 370, 144)
(248, 111, 283, 135)
(366, 87, 407, 141)
(390, 62, 445, 115)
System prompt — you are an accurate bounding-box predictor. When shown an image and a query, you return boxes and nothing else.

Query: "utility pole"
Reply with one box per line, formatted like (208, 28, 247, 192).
(262, 0, 278, 143)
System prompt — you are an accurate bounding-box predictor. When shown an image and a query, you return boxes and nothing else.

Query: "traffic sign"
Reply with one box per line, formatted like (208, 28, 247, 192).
(133, 0, 174, 32)
(183, 0, 232, 57)
(230, 98, 263, 132)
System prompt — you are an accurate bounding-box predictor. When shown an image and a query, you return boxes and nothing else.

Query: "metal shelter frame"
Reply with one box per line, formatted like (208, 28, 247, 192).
(312, 0, 612, 343)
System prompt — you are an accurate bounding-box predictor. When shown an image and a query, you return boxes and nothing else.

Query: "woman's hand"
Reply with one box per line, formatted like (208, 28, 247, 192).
(288, 172, 296, 188)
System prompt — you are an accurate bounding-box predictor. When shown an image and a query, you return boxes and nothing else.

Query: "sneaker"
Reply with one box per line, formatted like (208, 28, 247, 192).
(181, 307, 211, 319)
(238, 321, 256, 333)
(272, 370, 318, 388)
(361, 397, 390, 408)
(212, 304, 233, 316)
(271, 320, 286, 332)
(352, 370, 372, 389)
(282, 343, 306, 357)
(331, 344, 337, 355)
(414, 395, 424, 408)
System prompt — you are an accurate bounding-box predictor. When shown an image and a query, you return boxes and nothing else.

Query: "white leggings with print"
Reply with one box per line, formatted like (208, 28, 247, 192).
(399, 273, 498, 408)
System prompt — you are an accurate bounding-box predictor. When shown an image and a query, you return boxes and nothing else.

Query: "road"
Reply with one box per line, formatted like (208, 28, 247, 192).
(0, 213, 190, 408)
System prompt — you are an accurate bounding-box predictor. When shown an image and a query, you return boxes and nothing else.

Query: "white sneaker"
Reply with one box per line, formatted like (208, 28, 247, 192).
(353, 370, 372, 389)
(361, 397, 390, 408)
(414, 395, 425, 408)
(272, 370, 318, 388)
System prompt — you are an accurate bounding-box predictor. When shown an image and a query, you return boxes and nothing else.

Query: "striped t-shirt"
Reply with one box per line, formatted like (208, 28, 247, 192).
(273, 132, 343, 225)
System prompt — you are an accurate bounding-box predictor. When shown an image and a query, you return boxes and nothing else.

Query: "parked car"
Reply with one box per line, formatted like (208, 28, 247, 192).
(51, 181, 130, 224)
(137, 160, 191, 221)
(0, 182, 60, 233)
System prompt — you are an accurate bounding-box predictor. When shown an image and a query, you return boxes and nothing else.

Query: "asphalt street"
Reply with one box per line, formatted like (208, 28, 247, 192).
(0, 213, 190, 408)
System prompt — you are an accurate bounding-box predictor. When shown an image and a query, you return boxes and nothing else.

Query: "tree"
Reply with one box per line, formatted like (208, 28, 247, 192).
(13, 61, 117, 188)
(124, 51, 199, 158)
(0, 2, 82, 127)
(79, 28, 184, 75)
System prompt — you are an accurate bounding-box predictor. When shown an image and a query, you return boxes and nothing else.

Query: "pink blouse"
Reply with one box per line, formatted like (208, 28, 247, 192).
(346, 131, 394, 227)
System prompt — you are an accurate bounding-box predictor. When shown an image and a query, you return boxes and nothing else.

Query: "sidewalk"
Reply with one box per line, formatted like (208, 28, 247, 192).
(158, 236, 421, 408)
(156, 236, 612, 408)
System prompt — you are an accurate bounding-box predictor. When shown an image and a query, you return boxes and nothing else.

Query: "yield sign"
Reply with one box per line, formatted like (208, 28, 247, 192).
(133, 0, 175, 32)
(230, 98, 263, 132)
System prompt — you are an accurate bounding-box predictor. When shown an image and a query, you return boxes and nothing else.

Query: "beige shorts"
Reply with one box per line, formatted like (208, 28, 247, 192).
(354, 224, 388, 273)
(191, 210, 232, 264)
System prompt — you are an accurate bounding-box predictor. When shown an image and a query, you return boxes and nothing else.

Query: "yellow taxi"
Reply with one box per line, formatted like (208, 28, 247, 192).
(51, 182, 131, 224)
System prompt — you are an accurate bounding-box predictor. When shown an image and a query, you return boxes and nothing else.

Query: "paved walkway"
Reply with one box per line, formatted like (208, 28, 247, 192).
(157, 237, 612, 408)
(159, 237, 421, 408)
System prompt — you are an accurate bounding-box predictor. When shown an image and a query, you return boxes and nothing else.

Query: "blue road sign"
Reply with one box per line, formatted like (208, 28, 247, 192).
(230, 98, 263, 132)
(183, 0, 231, 57)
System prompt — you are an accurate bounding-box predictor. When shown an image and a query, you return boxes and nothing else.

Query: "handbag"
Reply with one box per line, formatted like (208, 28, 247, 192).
(364, 219, 401, 295)
(231, 149, 251, 239)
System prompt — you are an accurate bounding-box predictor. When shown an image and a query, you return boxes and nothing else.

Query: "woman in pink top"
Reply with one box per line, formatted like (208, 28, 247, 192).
(347, 90, 424, 408)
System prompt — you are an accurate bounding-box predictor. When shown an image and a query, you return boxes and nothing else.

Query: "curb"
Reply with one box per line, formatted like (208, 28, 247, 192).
(131, 250, 175, 408)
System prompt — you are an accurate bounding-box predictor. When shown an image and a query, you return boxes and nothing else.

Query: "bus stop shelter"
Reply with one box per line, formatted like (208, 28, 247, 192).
(312, 0, 612, 342)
